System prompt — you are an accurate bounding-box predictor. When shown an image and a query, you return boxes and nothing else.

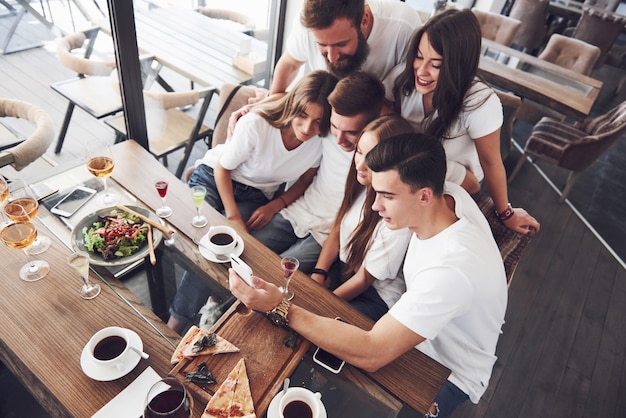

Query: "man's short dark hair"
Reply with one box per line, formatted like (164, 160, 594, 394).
(327, 71, 384, 123)
(366, 133, 447, 195)
(301, 0, 365, 30)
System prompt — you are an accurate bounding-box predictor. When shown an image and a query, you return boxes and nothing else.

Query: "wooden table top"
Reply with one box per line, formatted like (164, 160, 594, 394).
(478, 38, 603, 121)
(1, 139, 449, 417)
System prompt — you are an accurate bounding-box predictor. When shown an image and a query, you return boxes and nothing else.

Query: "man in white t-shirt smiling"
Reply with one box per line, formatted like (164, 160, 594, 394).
(250, 72, 385, 272)
(230, 133, 508, 418)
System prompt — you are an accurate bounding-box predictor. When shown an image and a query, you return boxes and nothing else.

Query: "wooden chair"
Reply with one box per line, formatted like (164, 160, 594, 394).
(471, 8, 521, 46)
(0, 98, 54, 170)
(509, 100, 626, 203)
(106, 70, 216, 178)
(474, 193, 535, 286)
(494, 89, 522, 161)
(516, 34, 601, 125)
(50, 28, 119, 154)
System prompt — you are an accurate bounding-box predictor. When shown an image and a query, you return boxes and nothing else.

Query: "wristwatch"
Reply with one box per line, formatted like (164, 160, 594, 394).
(266, 299, 290, 328)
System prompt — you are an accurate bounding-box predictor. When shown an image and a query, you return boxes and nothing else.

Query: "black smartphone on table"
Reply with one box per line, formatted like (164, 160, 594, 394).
(312, 317, 347, 374)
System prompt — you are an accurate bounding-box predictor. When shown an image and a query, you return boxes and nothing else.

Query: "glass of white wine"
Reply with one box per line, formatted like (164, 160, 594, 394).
(67, 250, 101, 299)
(0, 213, 49, 282)
(190, 185, 208, 228)
(0, 176, 9, 229)
(3, 180, 51, 255)
(87, 146, 119, 206)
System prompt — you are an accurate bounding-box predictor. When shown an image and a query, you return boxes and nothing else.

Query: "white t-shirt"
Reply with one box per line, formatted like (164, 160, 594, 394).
(389, 182, 507, 403)
(280, 137, 353, 244)
(196, 112, 322, 199)
(339, 189, 410, 308)
(287, 0, 421, 80)
(383, 71, 503, 181)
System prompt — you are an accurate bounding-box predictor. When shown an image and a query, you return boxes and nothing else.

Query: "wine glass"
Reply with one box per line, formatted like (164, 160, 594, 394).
(154, 176, 173, 218)
(190, 185, 207, 228)
(87, 146, 119, 205)
(144, 377, 193, 418)
(0, 213, 50, 282)
(279, 256, 299, 301)
(3, 180, 51, 255)
(67, 250, 101, 299)
(0, 176, 9, 229)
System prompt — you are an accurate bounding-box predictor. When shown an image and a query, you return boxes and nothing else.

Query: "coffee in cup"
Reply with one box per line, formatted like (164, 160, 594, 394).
(279, 387, 323, 418)
(87, 326, 130, 370)
(205, 225, 238, 256)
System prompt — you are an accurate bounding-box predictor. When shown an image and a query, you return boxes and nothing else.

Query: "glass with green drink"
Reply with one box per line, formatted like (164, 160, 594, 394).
(190, 185, 208, 228)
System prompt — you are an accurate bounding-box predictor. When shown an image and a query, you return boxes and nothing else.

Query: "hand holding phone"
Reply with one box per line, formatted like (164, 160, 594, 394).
(230, 254, 254, 287)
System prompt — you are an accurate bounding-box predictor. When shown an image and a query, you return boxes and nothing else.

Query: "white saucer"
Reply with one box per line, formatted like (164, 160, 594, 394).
(80, 329, 143, 381)
(266, 390, 327, 418)
(198, 233, 244, 263)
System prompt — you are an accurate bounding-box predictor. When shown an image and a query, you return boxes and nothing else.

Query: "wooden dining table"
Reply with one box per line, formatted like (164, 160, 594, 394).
(478, 38, 603, 121)
(1, 139, 450, 417)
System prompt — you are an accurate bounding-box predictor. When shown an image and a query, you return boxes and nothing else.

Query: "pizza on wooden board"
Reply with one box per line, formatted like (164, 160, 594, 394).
(170, 325, 240, 364)
(202, 358, 256, 418)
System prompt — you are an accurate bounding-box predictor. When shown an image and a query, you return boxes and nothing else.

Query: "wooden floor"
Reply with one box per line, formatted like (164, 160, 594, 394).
(2, 14, 626, 418)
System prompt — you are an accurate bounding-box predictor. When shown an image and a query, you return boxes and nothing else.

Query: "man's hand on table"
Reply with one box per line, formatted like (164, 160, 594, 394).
(229, 268, 283, 312)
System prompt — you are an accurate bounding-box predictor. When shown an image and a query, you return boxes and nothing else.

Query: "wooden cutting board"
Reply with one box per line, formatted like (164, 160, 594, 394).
(170, 301, 309, 416)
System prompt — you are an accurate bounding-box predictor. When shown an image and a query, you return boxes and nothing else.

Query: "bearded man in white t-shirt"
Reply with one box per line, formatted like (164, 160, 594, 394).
(250, 71, 385, 273)
(231, 133, 508, 418)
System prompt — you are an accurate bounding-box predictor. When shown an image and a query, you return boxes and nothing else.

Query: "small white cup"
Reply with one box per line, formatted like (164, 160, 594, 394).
(205, 225, 238, 256)
(87, 326, 130, 371)
(279, 387, 323, 418)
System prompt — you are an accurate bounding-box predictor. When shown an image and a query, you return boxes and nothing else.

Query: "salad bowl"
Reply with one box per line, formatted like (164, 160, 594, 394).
(71, 206, 164, 266)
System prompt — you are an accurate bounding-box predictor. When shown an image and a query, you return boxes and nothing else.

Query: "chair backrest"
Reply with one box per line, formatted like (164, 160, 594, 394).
(584, 0, 621, 12)
(471, 8, 522, 46)
(473, 193, 534, 286)
(538, 34, 601, 76)
(494, 89, 522, 160)
(56, 29, 116, 76)
(197, 7, 256, 33)
(509, 0, 550, 51)
(0, 99, 54, 170)
(211, 83, 257, 148)
(572, 6, 626, 69)
(559, 100, 626, 171)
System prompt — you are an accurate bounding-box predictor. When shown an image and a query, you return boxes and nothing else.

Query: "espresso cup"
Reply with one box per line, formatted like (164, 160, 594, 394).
(205, 225, 238, 256)
(279, 387, 323, 418)
(87, 326, 130, 370)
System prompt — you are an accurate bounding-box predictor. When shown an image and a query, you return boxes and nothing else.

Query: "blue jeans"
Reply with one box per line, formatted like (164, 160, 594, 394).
(425, 380, 469, 418)
(169, 271, 211, 324)
(250, 213, 322, 274)
(188, 164, 269, 222)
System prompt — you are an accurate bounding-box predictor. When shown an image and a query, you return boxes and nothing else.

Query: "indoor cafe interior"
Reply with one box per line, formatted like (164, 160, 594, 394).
(1, 0, 626, 417)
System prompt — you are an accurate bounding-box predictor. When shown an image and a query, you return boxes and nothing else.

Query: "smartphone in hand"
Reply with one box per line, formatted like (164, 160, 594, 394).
(230, 254, 254, 287)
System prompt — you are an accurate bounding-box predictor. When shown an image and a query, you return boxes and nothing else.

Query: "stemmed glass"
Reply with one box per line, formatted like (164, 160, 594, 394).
(144, 377, 193, 418)
(67, 250, 101, 299)
(87, 146, 119, 205)
(279, 256, 299, 301)
(0, 177, 9, 229)
(190, 185, 208, 228)
(3, 180, 51, 255)
(0, 206, 49, 282)
(154, 176, 173, 218)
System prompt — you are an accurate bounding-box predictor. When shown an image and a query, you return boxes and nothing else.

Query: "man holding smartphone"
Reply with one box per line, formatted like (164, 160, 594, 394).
(230, 134, 508, 418)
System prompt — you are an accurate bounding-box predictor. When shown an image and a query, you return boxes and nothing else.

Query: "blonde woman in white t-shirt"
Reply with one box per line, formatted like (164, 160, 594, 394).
(190, 70, 338, 232)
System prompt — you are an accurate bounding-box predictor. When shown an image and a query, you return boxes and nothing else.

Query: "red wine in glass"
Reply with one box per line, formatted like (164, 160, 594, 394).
(280, 256, 299, 300)
(154, 177, 173, 218)
(155, 181, 168, 198)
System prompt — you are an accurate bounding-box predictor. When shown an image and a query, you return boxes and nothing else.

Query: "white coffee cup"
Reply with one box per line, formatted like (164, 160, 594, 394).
(279, 387, 323, 418)
(87, 326, 130, 370)
(205, 225, 238, 256)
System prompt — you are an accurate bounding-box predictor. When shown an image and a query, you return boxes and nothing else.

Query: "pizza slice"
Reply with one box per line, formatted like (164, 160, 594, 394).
(170, 325, 240, 364)
(202, 358, 256, 418)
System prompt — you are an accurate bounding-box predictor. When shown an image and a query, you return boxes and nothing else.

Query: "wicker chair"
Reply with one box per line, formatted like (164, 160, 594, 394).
(509, 100, 626, 203)
(474, 193, 534, 286)
(0, 99, 54, 171)
(471, 8, 522, 46)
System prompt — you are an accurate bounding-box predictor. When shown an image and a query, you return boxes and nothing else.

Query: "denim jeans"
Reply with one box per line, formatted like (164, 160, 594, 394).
(188, 164, 269, 222)
(169, 271, 211, 323)
(425, 380, 469, 418)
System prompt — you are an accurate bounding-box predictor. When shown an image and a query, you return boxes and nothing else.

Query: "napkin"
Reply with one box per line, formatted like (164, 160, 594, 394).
(92, 367, 161, 418)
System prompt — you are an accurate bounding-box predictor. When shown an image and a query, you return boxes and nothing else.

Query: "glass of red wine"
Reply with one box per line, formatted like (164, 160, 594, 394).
(154, 177, 173, 218)
(144, 377, 192, 418)
(280, 256, 299, 301)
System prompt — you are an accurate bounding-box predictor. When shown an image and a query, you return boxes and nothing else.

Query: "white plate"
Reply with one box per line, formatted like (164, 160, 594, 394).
(198, 233, 244, 263)
(80, 328, 143, 381)
(267, 390, 327, 418)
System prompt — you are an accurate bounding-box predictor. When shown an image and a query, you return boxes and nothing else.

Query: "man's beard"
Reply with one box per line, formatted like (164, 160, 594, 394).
(325, 30, 369, 78)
